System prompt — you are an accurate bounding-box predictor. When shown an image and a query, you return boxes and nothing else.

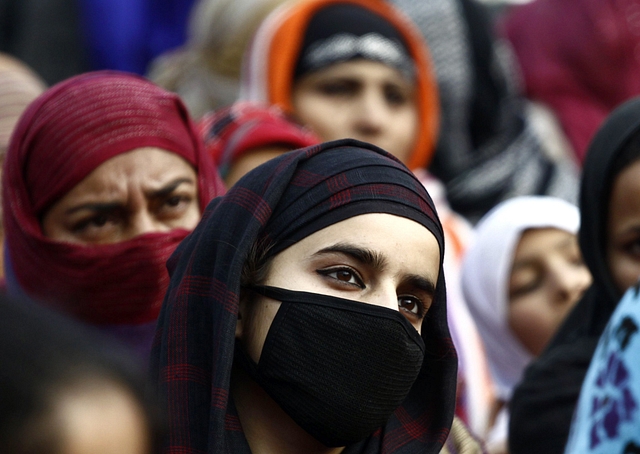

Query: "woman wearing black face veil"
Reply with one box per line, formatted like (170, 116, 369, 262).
(150, 139, 458, 453)
(509, 98, 640, 454)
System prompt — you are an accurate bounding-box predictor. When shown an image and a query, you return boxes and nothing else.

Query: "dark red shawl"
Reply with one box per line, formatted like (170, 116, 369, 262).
(502, 0, 640, 162)
(150, 138, 458, 453)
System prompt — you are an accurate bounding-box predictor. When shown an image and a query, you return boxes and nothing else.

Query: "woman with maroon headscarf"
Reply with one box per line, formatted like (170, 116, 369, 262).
(2, 71, 224, 360)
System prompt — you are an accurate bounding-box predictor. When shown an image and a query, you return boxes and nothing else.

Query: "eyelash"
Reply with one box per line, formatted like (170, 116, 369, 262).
(316, 267, 428, 319)
(317, 266, 365, 288)
(510, 279, 542, 299)
(164, 194, 192, 207)
(398, 295, 427, 319)
(384, 85, 409, 106)
(72, 213, 117, 232)
(510, 250, 587, 299)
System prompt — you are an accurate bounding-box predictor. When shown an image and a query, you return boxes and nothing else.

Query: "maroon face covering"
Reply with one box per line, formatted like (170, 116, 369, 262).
(3, 71, 224, 325)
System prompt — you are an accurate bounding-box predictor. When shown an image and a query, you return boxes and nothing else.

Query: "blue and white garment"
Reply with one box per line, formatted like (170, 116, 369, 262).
(565, 283, 640, 454)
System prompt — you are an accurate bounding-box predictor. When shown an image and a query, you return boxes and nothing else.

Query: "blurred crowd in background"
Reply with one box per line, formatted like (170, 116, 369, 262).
(3, 0, 640, 453)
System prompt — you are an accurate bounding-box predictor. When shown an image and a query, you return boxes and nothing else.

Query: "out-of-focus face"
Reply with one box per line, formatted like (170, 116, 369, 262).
(237, 213, 440, 362)
(292, 60, 418, 164)
(225, 146, 291, 187)
(607, 159, 640, 295)
(56, 381, 149, 454)
(508, 228, 591, 356)
(42, 147, 200, 245)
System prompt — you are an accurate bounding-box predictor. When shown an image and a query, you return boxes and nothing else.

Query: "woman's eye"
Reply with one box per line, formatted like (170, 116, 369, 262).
(317, 267, 365, 288)
(159, 194, 194, 216)
(164, 195, 188, 208)
(398, 295, 424, 317)
(385, 86, 408, 106)
(91, 214, 108, 227)
(317, 81, 357, 97)
(623, 239, 640, 258)
(509, 279, 542, 300)
(69, 213, 120, 242)
(73, 214, 112, 232)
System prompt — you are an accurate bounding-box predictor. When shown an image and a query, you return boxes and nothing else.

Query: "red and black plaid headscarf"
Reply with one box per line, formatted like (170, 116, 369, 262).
(2, 71, 224, 327)
(151, 138, 457, 453)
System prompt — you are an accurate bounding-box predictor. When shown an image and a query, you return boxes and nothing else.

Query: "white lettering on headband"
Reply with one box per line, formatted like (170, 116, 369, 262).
(303, 32, 415, 79)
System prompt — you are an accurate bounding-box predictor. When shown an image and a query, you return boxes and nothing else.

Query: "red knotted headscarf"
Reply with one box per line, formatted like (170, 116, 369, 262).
(3, 71, 224, 326)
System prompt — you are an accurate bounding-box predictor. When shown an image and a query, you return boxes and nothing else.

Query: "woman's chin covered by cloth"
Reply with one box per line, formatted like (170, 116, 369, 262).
(150, 139, 458, 453)
(2, 71, 224, 360)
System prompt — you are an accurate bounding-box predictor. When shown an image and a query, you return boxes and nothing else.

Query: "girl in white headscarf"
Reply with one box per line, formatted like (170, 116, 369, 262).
(461, 196, 592, 453)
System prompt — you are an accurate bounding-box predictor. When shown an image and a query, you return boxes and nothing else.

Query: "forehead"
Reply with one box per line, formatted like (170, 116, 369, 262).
(69, 148, 194, 188)
(303, 59, 414, 85)
(89, 147, 193, 175)
(45, 147, 197, 210)
(513, 228, 577, 263)
(274, 212, 440, 275)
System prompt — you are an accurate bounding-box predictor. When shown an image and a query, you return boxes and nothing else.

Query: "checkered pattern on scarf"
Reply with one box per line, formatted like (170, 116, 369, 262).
(150, 138, 458, 453)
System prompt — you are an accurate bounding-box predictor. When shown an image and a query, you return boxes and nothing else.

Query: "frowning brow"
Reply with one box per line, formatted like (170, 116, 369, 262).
(65, 202, 121, 215)
(314, 242, 388, 271)
(63, 178, 196, 215)
(145, 177, 195, 199)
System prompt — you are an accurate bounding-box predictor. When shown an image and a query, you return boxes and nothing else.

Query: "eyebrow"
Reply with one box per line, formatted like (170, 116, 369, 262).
(314, 242, 438, 294)
(64, 178, 196, 215)
(314, 242, 388, 271)
(402, 274, 437, 297)
(144, 177, 196, 199)
(65, 201, 122, 215)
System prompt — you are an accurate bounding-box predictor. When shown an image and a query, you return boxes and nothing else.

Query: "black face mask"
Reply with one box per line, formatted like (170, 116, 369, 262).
(235, 285, 425, 447)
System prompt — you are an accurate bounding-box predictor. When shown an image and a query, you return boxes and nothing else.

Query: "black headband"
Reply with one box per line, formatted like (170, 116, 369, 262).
(293, 3, 415, 81)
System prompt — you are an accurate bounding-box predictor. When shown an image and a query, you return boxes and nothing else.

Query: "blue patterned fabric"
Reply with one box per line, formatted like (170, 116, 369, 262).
(565, 283, 640, 454)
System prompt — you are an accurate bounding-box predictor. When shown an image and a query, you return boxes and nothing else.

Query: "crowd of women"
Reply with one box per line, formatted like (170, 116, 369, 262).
(2, 0, 640, 453)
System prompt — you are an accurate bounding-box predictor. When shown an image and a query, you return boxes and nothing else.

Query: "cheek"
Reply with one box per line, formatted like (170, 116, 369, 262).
(294, 96, 349, 141)
(241, 299, 281, 363)
(608, 249, 640, 295)
(388, 112, 418, 164)
(180, 202, 202, 230)
(508, 295, 559, 356)
(396, 119, 418, 163)
(41, 213, 66, 239)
